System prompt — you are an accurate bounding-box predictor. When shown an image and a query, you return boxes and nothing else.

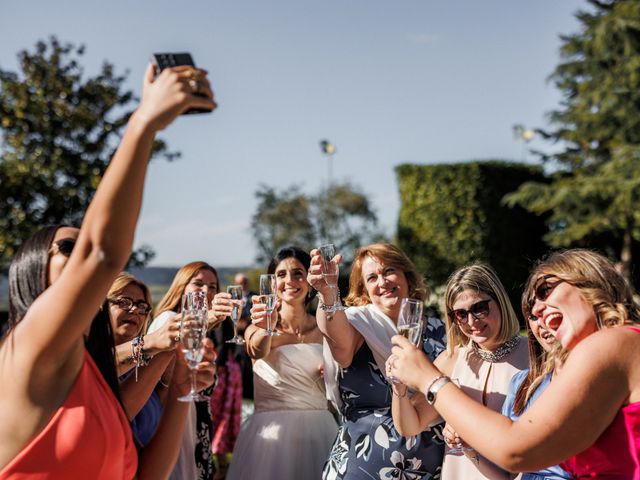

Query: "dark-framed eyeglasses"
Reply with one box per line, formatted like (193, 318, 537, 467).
(108, 296, 152, 315)
(48, 239, 76, 257)
(448, 299, 492, 325)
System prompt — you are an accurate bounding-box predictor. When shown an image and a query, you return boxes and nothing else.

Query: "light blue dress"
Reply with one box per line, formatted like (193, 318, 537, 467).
(501, 370, 572, 480)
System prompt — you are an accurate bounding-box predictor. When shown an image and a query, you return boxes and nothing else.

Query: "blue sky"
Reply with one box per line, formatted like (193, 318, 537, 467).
(1, 0, 584, 267)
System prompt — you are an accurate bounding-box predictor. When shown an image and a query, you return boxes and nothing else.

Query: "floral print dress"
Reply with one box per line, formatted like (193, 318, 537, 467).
(322, 317, 447, 480)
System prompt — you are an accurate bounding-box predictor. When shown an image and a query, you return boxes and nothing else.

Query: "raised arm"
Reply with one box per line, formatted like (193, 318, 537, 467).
(307, 249, 362, 367)
(11, 64, 216, 371)
(388, 328, 634, 472)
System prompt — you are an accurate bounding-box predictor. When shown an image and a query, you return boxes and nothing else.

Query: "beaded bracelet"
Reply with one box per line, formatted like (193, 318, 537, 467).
(131, 335, 150, 381)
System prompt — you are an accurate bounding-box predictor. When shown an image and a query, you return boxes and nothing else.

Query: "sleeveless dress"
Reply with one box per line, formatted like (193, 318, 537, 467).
(442, 338, 528, 480)
(227, 343, 338, 479)
(559, 326, 640, 479)
(0, 351, 138, 479)
(322, 316, 447, 480)
(501, 370, 571, 480)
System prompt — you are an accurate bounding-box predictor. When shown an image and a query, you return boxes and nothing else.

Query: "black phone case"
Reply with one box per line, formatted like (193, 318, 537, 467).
(151, 52, 210, 114)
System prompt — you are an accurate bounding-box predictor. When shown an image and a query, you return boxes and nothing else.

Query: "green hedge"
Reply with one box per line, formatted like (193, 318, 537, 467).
(396, 160, 548, 314)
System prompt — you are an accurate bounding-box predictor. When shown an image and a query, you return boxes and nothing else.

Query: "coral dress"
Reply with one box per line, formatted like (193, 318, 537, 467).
(0, 351, 137, 479)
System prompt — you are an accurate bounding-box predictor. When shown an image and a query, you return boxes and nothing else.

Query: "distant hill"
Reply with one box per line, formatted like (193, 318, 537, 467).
(0, 266, 250, 311)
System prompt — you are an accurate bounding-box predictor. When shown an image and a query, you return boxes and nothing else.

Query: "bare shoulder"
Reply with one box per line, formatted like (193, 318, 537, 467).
(434, 347, 458, 376)
(570, 326, 639, 363)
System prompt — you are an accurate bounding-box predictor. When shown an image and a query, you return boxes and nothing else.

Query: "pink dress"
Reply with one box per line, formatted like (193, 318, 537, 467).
(0, 351, 137, 480)
(560, 327, 640, 479)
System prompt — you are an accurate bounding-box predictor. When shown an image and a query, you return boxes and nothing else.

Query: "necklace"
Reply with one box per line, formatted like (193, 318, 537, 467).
(281, 314, 317, 343)
(472, 335, 520, 363)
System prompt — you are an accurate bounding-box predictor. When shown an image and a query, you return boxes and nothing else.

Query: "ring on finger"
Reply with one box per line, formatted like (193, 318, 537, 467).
(188, 78, 199, 94)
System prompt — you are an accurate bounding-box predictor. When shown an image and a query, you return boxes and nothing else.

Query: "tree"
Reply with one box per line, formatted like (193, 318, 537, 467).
(250, 182, 383, 264)
(0, 37, 174, 271)
(505, 0, 640, 280)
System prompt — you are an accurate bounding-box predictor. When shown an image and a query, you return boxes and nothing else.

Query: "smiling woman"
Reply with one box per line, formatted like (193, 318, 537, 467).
(389, 263, 528, 480)
(387, 249, 640, 479)
(308, 243, 447, 480)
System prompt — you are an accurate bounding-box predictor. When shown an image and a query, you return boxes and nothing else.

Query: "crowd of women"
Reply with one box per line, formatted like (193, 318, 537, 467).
(0, 62, 639, 480)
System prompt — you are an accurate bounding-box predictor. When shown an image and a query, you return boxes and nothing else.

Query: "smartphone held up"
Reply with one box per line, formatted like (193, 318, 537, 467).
(151, 52, 212, 115)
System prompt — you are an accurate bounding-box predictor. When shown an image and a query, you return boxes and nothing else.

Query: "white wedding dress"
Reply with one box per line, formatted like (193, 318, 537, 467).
(227, 343, 338, 479)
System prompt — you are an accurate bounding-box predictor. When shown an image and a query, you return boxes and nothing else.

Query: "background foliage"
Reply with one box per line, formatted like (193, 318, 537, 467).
(505, 0, 640, 283)
(396, 161, 548, 309)
(0, 37, 176, 271)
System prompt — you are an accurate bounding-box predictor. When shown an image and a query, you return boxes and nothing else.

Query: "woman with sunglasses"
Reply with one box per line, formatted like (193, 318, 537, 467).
(389, 263, 528, 479)
(499, 295, 570, 479)
(0, 64, 216, 478)
(388, 249, 640, 479)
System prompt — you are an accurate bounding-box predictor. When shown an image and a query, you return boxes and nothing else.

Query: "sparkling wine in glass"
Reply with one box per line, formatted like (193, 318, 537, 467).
(319, 243, 342, 313)
(178, 292, 210, 402)
(226, 285, 245, 344)
(397, 298, 424, 347)
(259, 274, 280, 337)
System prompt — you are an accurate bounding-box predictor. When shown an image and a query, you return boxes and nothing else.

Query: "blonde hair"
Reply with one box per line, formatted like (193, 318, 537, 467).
(522, 249, 640, 331)
(107, 272, 153, 336)
(444, 263, 520, 356)
(344, 243, 429, 307)
(155, 261, 218, 315)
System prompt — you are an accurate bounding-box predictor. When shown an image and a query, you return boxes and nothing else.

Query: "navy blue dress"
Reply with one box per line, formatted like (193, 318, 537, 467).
(322, 317, 447, 480)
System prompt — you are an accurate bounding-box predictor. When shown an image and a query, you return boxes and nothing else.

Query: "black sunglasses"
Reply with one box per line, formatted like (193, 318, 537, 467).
(527, 275, 564, 321)
(448, 299, 491, 324)
(108, 296, 152, 315)
(532, 275, 563, 303)
(49, 239, 76, 257)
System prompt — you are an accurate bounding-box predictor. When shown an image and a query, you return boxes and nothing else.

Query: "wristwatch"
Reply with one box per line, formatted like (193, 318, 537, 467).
(426, 376, 451, 405)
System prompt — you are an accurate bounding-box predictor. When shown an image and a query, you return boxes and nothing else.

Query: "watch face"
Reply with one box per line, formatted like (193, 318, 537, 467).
(426, 391, 436, 405)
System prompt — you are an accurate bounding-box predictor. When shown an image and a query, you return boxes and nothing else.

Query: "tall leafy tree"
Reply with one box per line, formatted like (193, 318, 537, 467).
(0, 37, 175, 270)
(250, 182, 383, 264)
(505, 0, 640, 280)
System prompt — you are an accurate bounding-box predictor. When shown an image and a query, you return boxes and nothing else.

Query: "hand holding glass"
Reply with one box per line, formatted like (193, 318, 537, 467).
(319, 243, 342, 313)
(397, 298, 424, 347)
(226, 285, 245, 344)
(178, 291, 210, 402)
(259, 274, 279, 337)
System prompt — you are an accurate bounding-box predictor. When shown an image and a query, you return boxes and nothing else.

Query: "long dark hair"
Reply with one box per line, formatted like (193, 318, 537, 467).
(267, 246, 314, 305)
(7, 225, 121, 402)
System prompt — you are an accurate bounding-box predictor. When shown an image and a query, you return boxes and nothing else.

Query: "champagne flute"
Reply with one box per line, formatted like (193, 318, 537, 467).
(397, 298, 424, 347)
(226, 284, 245, 344)
(319, 243, 342, 313)
(178, 292, 210, 402)
(259, 274, 279, 337)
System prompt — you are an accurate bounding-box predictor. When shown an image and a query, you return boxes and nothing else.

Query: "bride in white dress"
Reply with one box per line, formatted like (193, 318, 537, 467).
(226, 246, 338, 480)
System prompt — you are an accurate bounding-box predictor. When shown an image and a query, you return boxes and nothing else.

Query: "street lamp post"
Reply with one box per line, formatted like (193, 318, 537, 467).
(319, 139, 337, 188)
(513, 124, 535, 162)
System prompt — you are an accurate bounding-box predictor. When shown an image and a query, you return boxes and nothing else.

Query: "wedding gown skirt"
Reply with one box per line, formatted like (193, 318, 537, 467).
(227, 343, 338, 479)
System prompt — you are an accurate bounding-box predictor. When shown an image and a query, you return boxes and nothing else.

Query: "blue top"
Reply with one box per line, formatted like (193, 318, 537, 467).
(502, 370, 572, 480)
(130, 390, 163, 447)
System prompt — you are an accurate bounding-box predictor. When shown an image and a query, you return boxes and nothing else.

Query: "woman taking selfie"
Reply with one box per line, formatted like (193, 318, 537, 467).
(0, 63, 215, 478)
